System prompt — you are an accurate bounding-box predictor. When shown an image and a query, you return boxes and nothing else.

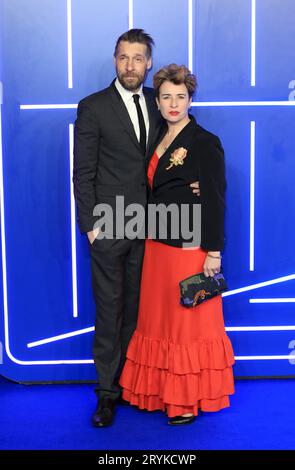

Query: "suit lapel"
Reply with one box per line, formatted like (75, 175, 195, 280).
(152, 117, 197, 188)
(108, 80, 162, 159)
(109, 81, 142, 152)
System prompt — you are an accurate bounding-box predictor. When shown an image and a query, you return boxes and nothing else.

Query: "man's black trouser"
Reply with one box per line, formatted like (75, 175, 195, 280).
(90, 237, 145, 400)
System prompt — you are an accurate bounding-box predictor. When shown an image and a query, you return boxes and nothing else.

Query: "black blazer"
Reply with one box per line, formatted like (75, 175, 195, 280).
(147, 115, 226, 251)
(73, 80, 162, 233)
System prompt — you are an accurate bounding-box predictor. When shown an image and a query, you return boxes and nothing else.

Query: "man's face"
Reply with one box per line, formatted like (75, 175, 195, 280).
(114, 41, 152, 92)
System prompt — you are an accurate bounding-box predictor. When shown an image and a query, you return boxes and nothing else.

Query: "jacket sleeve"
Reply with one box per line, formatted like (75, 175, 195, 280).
(198, 135, 226, 251)
(73, 99, 100, 233)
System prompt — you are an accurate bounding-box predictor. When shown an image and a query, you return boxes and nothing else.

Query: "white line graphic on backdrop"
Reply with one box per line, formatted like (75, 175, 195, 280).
(69, 124, 78, 318)
(222, 273, 295, 297)
(188, 0, 193, 72)
(67, 0, 73, 88)
(20, 101, 295, 110)
(27, 326, 95, 349)
(27, 324, 295, 349)
(251, 0, 256, 86)
(0, 82, 10, 363)
(250, 298, 295, 303)
(250, 121, 255, 271)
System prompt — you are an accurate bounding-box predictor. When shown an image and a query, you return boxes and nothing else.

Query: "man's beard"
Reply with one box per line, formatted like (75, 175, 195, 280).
(117, 71, 146, 91)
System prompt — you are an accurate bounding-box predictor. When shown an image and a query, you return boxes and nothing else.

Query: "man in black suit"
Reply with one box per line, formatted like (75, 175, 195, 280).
(73, 29, 200, 427)
(73, 29, 162, 427)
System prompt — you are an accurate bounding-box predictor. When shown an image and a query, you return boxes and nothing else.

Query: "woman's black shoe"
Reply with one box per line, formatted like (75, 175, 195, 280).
(168, 415, 196, 425)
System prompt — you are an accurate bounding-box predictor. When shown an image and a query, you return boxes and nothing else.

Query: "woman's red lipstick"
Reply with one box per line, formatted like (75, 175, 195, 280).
(169, 111, 179, 116)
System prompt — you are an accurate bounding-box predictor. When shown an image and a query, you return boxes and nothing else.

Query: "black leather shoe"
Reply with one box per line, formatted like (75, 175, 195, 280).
(168, 415, 196, 426)
(92, 397, 117, 427)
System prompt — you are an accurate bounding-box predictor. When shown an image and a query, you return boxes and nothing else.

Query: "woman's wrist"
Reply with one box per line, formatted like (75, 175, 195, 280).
(207, 251, 221, 259)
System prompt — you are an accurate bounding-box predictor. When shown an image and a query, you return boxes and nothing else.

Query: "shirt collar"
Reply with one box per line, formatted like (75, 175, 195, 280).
(115, 78, 144, 102)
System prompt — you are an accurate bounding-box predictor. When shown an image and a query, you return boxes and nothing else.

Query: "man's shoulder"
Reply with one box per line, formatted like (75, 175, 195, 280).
(78, 85, 113, 108)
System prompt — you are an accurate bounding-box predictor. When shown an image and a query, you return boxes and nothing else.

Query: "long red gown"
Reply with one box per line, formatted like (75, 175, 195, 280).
(119, 151, 235, 418)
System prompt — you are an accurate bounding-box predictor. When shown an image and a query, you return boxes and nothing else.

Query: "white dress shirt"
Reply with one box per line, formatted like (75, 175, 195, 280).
(115, 78, 150, 146)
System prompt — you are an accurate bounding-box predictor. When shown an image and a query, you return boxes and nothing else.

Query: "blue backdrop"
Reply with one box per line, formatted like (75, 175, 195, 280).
(1, 0, 295, 382)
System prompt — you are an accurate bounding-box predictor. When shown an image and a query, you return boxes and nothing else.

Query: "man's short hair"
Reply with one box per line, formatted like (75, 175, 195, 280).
(114, 28, 154, 59)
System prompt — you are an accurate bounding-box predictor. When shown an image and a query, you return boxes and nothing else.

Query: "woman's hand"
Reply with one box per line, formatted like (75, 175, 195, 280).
(189, 181, 200, 196)
(203, 252, 221, 277)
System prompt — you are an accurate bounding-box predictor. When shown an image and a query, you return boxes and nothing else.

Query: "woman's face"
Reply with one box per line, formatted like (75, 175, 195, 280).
(156, 81, 192, 124)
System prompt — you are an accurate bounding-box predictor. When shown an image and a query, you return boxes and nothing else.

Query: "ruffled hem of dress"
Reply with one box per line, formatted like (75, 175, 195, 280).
(125, 330, 235, 374)
(120, 360, 234, 405)
(121, 388, 232, 418)
(119, 330, 235, 417)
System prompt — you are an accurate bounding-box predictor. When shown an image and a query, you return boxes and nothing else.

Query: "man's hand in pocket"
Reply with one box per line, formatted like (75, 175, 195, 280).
(87, 227, 100, 245)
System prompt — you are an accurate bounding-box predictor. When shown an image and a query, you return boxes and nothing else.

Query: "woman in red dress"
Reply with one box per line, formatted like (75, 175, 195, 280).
(119, 64, 235, 425)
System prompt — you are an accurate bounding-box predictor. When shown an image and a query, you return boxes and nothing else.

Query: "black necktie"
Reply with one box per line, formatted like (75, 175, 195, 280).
(132, 94, 146, 154)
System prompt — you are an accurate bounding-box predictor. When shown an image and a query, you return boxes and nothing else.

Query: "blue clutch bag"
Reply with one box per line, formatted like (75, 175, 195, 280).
(179, 270, 228, 308)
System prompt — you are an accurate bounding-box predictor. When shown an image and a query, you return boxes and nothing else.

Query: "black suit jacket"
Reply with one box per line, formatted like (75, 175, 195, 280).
(147, 115, 226, 251)
(73, 80, 162, 234)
